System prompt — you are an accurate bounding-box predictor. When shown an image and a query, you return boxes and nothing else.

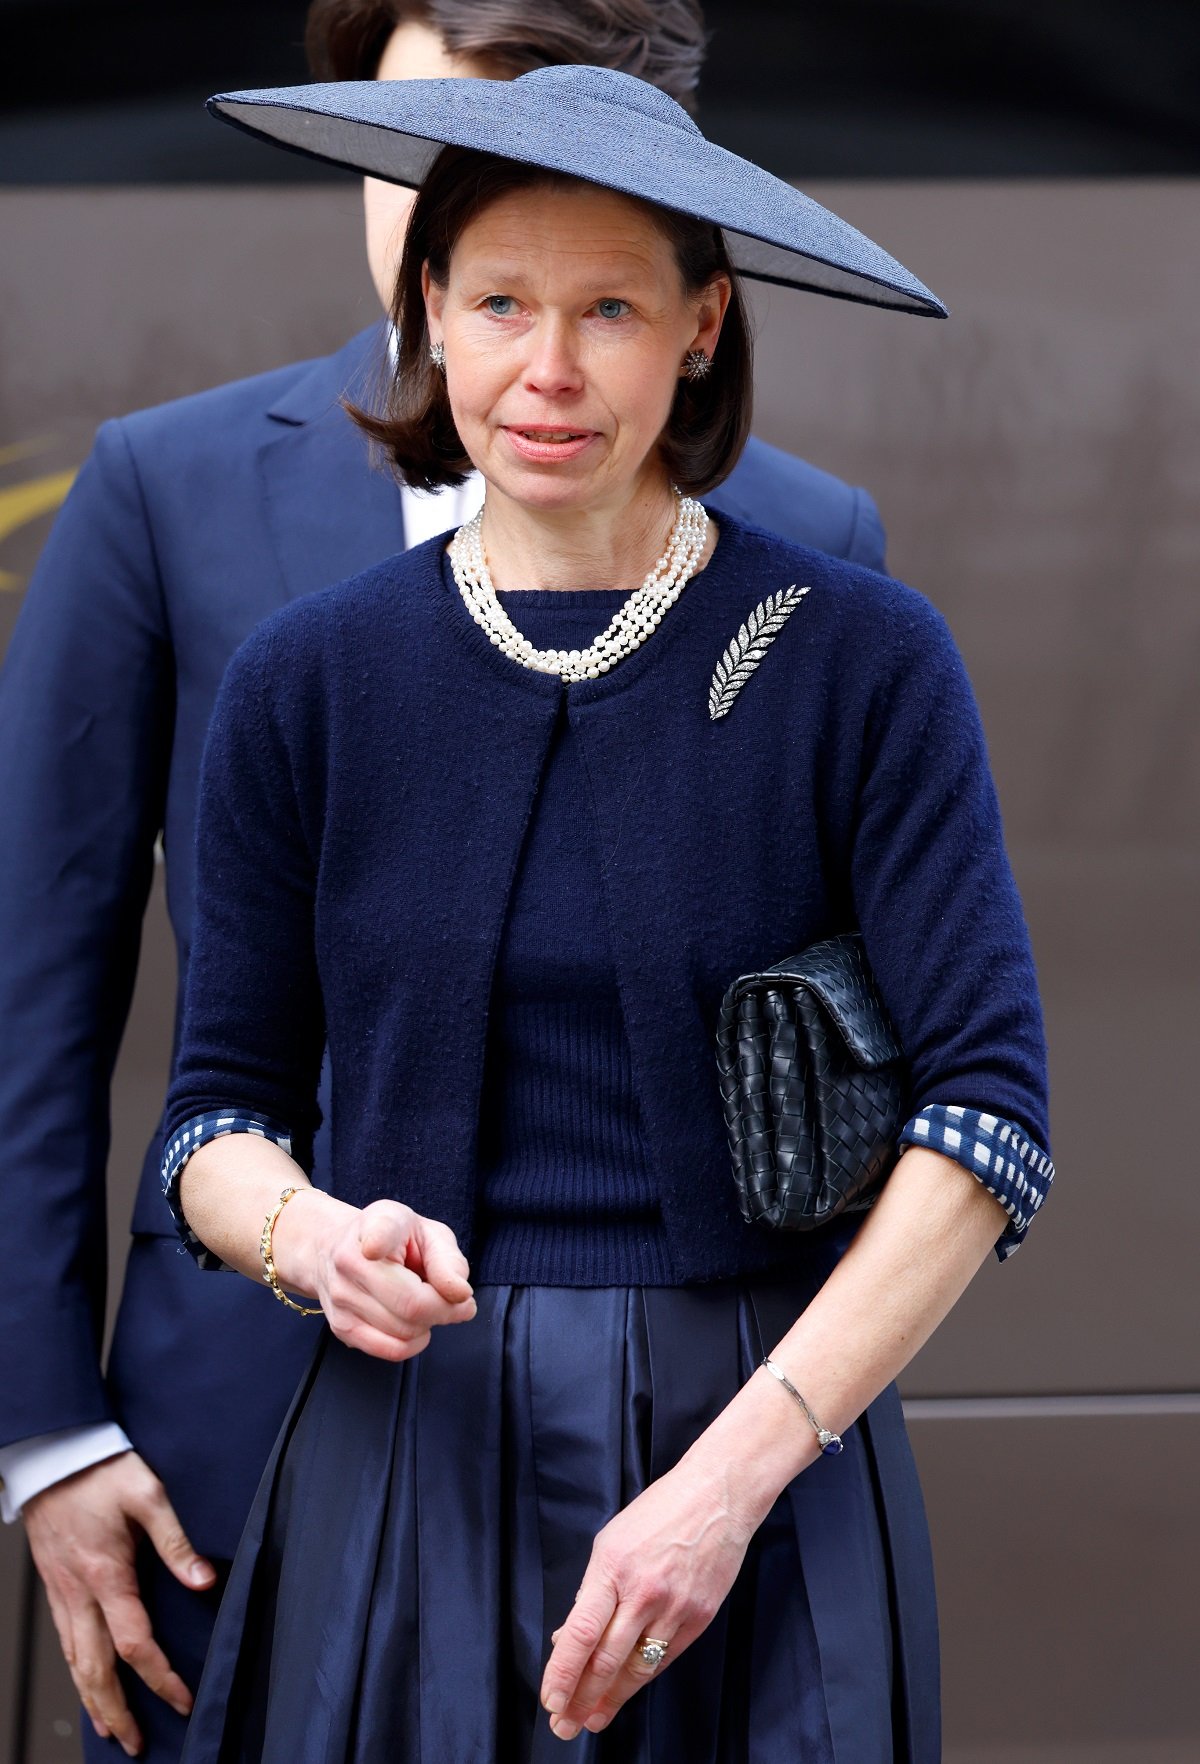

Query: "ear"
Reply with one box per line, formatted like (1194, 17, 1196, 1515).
(689, 273, 732, 360)
(422, 261, 446, 347)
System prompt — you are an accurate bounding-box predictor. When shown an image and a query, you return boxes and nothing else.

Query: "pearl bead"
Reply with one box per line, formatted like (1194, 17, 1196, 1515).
(449, 491, 707, 683)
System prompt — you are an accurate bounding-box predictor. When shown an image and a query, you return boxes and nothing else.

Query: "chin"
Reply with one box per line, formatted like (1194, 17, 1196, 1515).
(490, 470, 608, 515)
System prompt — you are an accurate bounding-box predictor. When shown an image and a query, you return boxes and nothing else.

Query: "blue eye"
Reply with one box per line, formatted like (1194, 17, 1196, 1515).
(486, 295, 516, 316)
(595, 299, 630, 320)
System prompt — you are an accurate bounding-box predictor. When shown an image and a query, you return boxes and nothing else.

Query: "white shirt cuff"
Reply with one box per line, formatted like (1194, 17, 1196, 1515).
(0, 1423, 133, 1522)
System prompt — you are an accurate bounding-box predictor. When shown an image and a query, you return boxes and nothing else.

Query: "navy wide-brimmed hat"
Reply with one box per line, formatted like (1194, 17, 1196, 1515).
(209, 66, 946, 320)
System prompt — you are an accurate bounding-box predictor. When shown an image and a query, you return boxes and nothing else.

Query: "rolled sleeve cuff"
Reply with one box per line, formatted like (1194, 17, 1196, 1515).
(161, 1110, 295, 1269)
(898, 1104, 1054, 1261)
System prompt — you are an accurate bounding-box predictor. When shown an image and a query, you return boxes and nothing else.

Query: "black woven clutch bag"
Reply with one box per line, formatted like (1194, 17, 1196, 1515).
(715, 934, 907, 1231)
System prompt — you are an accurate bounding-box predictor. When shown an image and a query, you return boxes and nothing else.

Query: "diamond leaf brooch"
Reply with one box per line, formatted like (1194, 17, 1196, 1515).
(708, 585, 810, 721)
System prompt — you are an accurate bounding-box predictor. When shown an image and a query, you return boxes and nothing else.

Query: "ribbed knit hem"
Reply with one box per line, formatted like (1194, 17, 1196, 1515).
(473, 1218, 674, 1286)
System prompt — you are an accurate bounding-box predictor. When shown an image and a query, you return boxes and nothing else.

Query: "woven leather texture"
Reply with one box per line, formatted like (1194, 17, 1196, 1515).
(716, 934, 907, 1230)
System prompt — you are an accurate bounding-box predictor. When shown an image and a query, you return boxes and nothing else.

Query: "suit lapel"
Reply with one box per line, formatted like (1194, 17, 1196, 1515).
(258, 325, 407, 603)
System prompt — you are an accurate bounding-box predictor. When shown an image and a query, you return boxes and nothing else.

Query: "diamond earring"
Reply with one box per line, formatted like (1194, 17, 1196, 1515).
(683, 349, 711, 382)
(429, 341, 446, 373)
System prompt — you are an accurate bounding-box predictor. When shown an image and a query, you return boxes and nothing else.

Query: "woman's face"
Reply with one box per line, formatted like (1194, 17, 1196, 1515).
(423, 183, 729, 518)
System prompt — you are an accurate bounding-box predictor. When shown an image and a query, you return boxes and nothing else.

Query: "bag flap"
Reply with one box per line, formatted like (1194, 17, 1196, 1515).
(727, 934, 902, 1069)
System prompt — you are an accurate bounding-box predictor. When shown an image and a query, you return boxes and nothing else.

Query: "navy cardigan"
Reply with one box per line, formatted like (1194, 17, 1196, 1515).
(164, 515, 1050, 1284)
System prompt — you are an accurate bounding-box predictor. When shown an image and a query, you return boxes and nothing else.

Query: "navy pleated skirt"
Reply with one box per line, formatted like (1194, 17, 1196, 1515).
(181, 1268, 939, 1764)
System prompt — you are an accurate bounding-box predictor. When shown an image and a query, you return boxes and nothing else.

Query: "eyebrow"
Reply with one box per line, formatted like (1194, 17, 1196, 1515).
(460, 262, 657, 294)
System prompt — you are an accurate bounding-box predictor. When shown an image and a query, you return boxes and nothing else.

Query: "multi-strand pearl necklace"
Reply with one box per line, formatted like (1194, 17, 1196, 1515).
(449, 490, 708, 683)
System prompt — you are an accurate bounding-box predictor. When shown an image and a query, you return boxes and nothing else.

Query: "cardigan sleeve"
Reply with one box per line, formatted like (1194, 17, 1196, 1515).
(845, 589, 1052, 1257)
(162, 629, 325, 1259)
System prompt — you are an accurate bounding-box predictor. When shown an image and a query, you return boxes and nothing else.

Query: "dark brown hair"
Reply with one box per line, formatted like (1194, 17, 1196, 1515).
(305, 0, 706, 113)
(348, 147, 753, 497)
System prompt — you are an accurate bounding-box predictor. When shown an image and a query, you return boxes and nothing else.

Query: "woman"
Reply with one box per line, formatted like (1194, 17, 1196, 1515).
(163, 67, 1053, 1762)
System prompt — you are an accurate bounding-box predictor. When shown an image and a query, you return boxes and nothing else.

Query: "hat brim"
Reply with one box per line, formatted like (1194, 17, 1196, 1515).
(209, 76, 947, 320)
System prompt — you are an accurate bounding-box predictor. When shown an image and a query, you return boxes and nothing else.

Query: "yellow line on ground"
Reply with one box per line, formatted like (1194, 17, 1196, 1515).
(0, 469, 78, 588)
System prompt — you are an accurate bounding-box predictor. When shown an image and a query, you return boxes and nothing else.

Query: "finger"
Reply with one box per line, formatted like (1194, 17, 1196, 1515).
(406, 1216, 473, 1302)
(80, 1688, 113, 1745)
(328, 1315, 434, 1363)
(353, 1257, 476, 1332)
(326, 1279, 446, 1343)
(38, 1573, 126, 1746)
(561, 1602, 666, 1729)
(576, 1634, 692, 1734)
(540, 1581, 618, 1721)
(68, 1602, 144, 1758)
(135, 1483, 216, 1592)
(39, 1580, 97, 1729)
(357, 1201, 415, 1262)
(575, 1617, 712, 1738)
(103, 1586, 194, 1718)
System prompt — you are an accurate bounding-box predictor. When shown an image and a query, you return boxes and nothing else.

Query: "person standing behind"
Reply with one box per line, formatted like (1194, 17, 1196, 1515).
(0, 3, 887, 1760)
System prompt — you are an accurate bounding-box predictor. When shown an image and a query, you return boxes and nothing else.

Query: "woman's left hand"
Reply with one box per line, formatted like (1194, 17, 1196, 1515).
(538, 1449, 761, 1741)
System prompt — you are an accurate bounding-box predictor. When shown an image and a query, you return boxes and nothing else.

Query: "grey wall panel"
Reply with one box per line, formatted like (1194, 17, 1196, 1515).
(908, 1406, 1200, 1759)
(1, 1529, 27, 1759)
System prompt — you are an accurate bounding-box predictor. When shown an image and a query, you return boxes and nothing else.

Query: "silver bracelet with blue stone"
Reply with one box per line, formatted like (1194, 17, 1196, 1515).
(762, 1356, 844, 1455)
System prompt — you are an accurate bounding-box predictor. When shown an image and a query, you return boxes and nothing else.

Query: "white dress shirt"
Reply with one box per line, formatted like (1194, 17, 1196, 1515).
(398, 474, 484, 549)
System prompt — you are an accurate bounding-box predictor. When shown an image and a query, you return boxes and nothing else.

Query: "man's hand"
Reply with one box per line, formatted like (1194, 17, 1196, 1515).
(23, 1450, 216, 1757)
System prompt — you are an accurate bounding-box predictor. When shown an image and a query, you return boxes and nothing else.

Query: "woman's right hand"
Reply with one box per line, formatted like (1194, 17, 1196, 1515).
(274, 1192, 476, 1360)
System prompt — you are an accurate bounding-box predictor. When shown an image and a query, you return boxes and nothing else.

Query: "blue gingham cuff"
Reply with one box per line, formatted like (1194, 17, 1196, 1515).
(898, 1104, 1054, 1261)
(161, 1110, 295, 1269)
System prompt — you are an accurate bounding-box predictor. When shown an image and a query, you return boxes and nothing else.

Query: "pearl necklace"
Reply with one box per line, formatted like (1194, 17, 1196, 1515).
(449, 491, 708, 683)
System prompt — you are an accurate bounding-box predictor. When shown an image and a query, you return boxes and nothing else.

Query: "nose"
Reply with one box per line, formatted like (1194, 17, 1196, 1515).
(522, 315, 584, 399)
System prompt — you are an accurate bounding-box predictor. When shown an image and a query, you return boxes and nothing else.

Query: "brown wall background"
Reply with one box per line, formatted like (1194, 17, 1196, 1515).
(1, 181, 1197, 1762)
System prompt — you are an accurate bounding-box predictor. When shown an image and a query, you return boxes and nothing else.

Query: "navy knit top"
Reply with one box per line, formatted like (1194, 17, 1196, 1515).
(162, 517, 1054, 1283)
(473, 587, 671, 1287)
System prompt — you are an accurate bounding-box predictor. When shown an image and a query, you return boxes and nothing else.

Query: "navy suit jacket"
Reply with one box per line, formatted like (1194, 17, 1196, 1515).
(0, 324, 886, 1558)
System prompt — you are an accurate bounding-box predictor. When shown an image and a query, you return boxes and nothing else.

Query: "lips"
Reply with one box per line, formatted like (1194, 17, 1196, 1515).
(502, 426, 598, 463)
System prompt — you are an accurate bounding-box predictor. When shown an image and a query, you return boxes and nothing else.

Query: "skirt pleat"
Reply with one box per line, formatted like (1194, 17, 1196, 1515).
(181, 1273, 939, 1764)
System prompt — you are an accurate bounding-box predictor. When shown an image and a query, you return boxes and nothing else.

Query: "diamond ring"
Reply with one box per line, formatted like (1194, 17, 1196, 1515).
(635, 1636, 670, 1670)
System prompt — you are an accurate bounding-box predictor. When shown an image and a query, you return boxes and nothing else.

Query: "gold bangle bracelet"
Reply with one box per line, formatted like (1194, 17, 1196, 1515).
(259, 1186, 322, 1317)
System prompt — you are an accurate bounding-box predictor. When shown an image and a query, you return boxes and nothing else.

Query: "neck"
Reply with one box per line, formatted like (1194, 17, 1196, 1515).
(476, 477, 681, 593)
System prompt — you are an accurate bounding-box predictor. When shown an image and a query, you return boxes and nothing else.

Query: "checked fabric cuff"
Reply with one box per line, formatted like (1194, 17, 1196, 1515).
(161, 1111, 295, 1269)
(898, 1104, 1055, 1261)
